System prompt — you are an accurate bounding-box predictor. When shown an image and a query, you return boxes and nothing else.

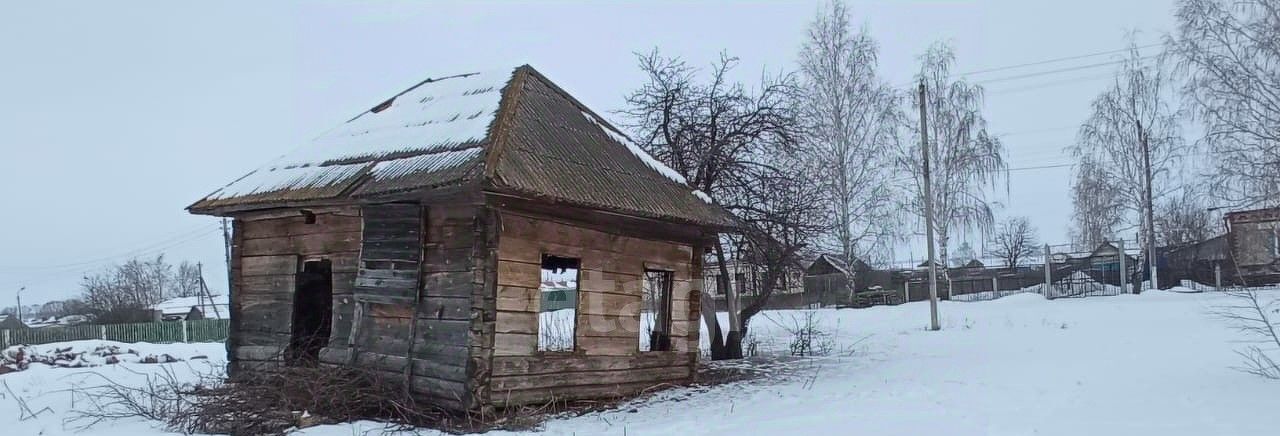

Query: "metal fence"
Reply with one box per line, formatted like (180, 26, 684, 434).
(0, 319, 229, 349)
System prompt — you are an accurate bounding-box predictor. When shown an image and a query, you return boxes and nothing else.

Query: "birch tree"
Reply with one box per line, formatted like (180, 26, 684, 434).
(895, 42, 1007, 292)
(797, 0, 899, 265)
(1170, 0, 1280, 208)
(1070, 43, 1186, 279)
(1070, 158, 1125, 250)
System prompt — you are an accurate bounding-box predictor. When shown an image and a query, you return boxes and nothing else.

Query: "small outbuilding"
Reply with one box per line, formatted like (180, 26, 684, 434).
(0, 314, 27, 330)
(1225, 207, 1280, 284)
(188, 66, 736, 411)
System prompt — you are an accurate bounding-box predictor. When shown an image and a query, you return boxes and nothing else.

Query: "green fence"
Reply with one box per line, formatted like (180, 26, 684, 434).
(0, 319, 229, 349)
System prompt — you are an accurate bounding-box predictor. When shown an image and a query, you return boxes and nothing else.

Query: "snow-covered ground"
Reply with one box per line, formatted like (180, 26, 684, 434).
(1, 341, 224, 436)
(4, 290, 1278, 435)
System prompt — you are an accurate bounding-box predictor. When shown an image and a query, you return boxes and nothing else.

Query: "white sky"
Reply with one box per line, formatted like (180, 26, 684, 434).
(0, 0, 1178, 306)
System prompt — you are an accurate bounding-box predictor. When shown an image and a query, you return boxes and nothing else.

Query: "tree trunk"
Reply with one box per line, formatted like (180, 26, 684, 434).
(938, 232, 952, 299)
(713, 242, 742, 360)
(700, 283, 727, 359)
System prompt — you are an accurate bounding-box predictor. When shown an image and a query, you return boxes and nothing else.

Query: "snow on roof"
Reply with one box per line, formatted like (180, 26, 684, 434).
(152, 295, 229, 317)
(202, 69, 512, 202)
(692, 190, 713, 203)
(579, 110, 688, 186)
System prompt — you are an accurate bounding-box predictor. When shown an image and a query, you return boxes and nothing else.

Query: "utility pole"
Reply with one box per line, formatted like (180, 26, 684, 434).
(1118, 239, 1128, 294)
(197, 262, 222, 319)
(1138, 120, 1158, 292)
(15, 286, 24, 323)
(221, 217, 233, 301)
(918, 82, 941, 331)
(1043, 244, 1053, 297)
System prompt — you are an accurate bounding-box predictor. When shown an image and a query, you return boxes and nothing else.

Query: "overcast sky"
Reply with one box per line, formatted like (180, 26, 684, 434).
(0, 0, 1179, 306)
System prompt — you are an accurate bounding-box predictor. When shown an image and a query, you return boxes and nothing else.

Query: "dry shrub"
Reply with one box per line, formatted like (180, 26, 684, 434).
(1213, 288, 1280, 379)
(186, 365, 464, 435)
(67, 362, 471, 435)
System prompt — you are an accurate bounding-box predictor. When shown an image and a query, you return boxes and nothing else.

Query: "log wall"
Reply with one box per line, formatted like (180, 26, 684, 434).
(229, 208, 362, 373)
(485, 211, 701, 406)
(228, 201, 705, 410)
(317, 202, 485, 410)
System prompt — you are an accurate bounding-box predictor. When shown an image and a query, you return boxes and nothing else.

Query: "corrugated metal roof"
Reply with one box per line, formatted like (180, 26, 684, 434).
(190, 65, 737, 229)
(488, 68, 737, 228)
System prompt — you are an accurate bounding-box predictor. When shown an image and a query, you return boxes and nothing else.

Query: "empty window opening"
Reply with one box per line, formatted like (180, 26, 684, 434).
(641, 269, 674, 352)
(539, 254, 579, 352)
(288, 259, 333, 365)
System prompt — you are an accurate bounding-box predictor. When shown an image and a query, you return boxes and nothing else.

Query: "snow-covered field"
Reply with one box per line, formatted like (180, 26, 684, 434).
(3, 290, 1278, 435)
(1, 341, 224, 436)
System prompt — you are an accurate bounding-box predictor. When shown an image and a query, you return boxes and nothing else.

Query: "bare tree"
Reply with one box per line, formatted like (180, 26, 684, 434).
(1170, 0, 1280, 208)
(622, 49, 804, 359)
(1070, 158, 1125, 250)
(796, 0, 900, 264)
(719, 152, 829, 354)
(173, 261, 203, 298)
(894, 42, 1007, 292)
(1156, 187, 1216, 246)
(1071, 43, 1186, 281)
(988, 216, 1040, 269)
(1212, 289, 1280, 379)
(80, 255, 192, 323)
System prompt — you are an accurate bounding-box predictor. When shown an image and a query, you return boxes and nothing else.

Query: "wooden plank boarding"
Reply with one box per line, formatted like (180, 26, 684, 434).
(354, 204, 423, 302)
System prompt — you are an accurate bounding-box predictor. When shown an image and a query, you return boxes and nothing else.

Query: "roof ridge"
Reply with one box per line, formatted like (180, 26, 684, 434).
(514, 67, 693, 188)
(481, 65, 533, 186)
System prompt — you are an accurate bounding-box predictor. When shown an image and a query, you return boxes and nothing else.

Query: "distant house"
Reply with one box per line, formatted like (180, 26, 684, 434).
(703, 257, 805, 298)
(0, 314, 26, 330)
(1165, 207, 1280, 287)
(1078, 241, 1137, 274)
(1166, 234, 1230, 286)
(538, 280, 577, 312)
(803, 254, 853, 306)
(804, 254, 898, 307)
(152, 295, 229, 321)
(1225, 207, 1280, 284)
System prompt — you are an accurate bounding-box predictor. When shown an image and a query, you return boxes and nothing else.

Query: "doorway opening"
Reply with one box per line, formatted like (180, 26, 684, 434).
(288, 259, 333, 365)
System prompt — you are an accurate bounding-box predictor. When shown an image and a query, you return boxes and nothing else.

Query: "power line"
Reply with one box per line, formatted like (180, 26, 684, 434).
(0, 227, 223, 288)
(984, 72, 1116, 96)
(0, 225, 220, 272)
(973, 54, 1159, 86)
(957, 42, 1163, 78)
(890, 41, 1166, 90)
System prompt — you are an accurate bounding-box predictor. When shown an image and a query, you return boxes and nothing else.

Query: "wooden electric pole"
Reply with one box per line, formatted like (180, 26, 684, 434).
(918, 82, 941, 331)
(197, 262, 222, 319)
(15, 286, 24, 324)
(1138, 120, 1158, 292)
(221, 217, 233, 299)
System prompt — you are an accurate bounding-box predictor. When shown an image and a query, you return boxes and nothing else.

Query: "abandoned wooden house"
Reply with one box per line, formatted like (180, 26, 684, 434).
(187, 65, 737, 411)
